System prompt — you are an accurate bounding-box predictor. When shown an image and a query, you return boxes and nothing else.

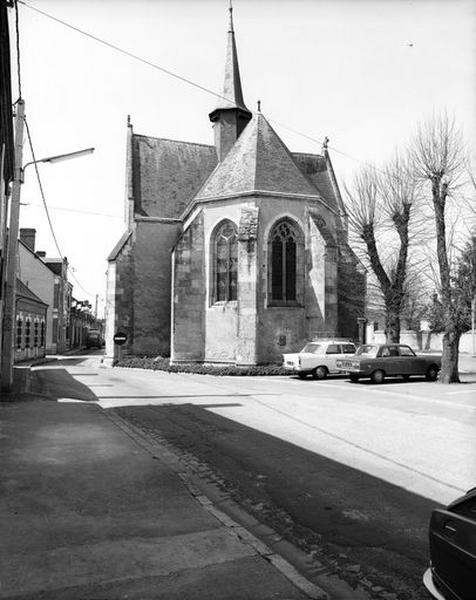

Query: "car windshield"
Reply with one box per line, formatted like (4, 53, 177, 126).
(301, 343, 322, 354)
(356, 344, 379, 357)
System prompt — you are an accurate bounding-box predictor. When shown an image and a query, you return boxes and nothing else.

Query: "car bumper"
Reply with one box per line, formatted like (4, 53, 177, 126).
(284, 366, 310, 375)
(423, 568, 447, 600)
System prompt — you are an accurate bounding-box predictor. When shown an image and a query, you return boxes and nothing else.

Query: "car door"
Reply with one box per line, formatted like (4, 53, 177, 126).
(429, 490, 476, 599)
(325, 344, 341, 372)
(398, 344, 422, 375)
(377, 345, 399, 375)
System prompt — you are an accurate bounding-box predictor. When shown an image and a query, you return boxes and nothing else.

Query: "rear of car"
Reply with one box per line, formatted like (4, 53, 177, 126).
(283, 340, 356, 379)
(424, 487, 476, 600)
(86, 330, 103, 349)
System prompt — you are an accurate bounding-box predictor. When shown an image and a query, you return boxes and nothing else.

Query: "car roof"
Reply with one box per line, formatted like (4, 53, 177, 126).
(310, 339, 355, 343)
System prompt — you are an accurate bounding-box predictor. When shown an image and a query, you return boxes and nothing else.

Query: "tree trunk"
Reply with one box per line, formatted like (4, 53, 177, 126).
(439, 330, 461, 384)
(385, 310, 400, 343)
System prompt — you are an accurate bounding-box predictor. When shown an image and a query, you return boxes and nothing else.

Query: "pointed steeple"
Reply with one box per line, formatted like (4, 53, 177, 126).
(209, 1, 252, 162)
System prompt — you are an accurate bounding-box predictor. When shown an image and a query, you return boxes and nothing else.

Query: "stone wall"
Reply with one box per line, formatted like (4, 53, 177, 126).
(105, 232, 134, 361)
(202, 202, 244, 363)
(367, 327, 476, 354)
(172, 213, 206, 362)
(133, 220, 181, 356)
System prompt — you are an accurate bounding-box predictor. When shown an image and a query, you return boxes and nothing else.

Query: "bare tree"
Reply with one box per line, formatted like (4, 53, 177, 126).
(345, 154, 419, 342)
(410, 113, 467, 383)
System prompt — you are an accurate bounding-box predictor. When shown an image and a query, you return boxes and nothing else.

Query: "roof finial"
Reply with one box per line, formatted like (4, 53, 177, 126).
(228, 0, 234, 33)
(257, 100, 261, 112)
(322, 136, 329, 151)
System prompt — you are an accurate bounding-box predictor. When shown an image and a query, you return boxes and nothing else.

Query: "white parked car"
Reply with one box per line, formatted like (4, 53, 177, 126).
(282, 339, 357, 380)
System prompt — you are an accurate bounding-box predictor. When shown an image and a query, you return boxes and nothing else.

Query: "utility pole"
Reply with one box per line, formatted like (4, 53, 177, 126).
(1, 99, 25, 393)
(95, 294, 98, 319)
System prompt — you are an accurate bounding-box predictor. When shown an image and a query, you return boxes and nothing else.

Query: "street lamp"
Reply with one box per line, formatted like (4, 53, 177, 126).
(1, 98, 95, 392)
(21, 147, 94, 181)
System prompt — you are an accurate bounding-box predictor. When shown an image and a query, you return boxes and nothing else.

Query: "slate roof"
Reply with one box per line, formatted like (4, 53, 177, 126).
(194, 114, 322, 201)
(132, 135, 217, 219)
(292, 152, 339, 213)
(16, 279, 48, 306)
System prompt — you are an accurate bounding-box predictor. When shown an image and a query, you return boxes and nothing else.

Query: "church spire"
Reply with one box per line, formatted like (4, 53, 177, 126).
(209, 1, 252, 161)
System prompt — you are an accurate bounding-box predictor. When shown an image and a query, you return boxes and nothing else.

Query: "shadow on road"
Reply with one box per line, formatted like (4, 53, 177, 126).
(29, 367, 99, 402)
(113, 402, 447, 599)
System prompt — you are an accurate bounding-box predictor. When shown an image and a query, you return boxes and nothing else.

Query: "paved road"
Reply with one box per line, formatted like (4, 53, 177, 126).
(30, 353, 476, 599)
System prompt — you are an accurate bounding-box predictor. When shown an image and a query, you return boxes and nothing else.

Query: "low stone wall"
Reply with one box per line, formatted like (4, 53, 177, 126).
(366, 328, 475, 354)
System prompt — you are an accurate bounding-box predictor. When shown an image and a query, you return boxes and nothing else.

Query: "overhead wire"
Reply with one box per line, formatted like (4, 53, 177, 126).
(14, 0, 22, 99)
(16, 0, 371, 168)
(17, 0, 240, 110)
(14, 0, 391, 310)
(24, 117, 95, 299)
(12, 1, 98, 302)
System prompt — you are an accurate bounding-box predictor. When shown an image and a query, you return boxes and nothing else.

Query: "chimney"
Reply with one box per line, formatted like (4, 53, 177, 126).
(20, 228, 36, 252)
(36, 251, 46, 258)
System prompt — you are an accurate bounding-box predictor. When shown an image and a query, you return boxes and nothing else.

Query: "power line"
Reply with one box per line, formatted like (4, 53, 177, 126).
(24, 117, 64, 260)
(25, 203, 122, 219)
(24, 117, 96, 300)
(14, 0, 22, 99)
(18, 0, 239, 109)
(17, 0, 386, 175)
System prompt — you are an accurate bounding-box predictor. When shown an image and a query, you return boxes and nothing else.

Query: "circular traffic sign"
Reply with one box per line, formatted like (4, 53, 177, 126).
(113, 332, 127, 346)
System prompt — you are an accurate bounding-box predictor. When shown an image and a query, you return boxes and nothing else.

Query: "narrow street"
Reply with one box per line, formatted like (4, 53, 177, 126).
(29, 353, 476, 599)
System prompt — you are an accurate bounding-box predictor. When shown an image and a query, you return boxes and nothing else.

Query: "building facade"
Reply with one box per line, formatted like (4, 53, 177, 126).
(105, 7, 365, 364)
(14, 279, 47, 363)
(18, 228, 71, 354)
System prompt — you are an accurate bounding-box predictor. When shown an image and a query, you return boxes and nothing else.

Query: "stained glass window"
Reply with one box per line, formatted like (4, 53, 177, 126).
(270, 220, 298, 303)
(214, 221, 238, 302)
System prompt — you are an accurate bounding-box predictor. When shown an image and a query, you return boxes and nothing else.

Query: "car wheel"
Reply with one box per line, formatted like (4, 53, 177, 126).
(312, 366, 328, 380)
(371, 369, 385, 384)
(297, 373, 308, 380)
(349, 374, 359, 383)
(426, 365, 439, 381)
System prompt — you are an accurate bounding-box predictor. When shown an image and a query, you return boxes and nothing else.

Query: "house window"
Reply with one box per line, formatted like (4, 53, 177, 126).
(213, 220, 238, 303)
(269, 219, 301, 304)
(25, 319, 31, 349)
(40, 321, 45, 347)
(34, 321, 39, 347)
(16, 318, 23, 349)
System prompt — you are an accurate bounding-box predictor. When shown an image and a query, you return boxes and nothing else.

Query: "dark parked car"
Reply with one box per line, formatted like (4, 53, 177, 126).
(86, 330, 103, 349)
(423, 487, 476, 599)
(335, 343, 441, 383)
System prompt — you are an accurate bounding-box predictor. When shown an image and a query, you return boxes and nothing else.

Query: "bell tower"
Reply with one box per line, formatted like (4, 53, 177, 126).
(209, 2, 252, 161)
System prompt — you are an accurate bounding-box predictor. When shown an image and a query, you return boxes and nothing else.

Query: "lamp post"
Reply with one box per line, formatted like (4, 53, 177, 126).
(0, 98, 94, 392)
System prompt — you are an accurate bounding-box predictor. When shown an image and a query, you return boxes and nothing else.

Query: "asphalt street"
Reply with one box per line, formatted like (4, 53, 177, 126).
(27, 352, 476, 599)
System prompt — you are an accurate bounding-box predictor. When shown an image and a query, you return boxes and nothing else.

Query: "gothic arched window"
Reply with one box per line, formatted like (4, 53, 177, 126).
(212, 220, 238, 303)
(269, 219, 301, 304)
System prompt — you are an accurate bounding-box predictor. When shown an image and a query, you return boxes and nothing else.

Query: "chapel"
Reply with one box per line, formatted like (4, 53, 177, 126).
(104, 6, 365, 365)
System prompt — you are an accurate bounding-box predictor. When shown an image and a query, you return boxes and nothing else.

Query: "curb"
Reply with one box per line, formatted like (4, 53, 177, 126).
(104, 408, 330, 600)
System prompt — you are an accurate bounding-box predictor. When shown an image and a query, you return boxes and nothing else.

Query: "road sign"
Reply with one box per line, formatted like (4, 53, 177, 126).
(113, 332, 127, 346)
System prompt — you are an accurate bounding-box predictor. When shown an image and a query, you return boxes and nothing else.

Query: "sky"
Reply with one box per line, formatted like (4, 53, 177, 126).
(9, 0, 476, 317)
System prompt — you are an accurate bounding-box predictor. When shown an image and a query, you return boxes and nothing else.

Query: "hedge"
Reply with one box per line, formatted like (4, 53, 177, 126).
(115, 356, 287, 376)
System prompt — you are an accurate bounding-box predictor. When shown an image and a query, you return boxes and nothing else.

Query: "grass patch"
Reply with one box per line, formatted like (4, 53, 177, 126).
(115, 355, 287, 376)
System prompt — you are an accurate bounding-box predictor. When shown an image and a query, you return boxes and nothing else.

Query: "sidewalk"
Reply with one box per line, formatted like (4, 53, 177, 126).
(0, 386, 321, 599)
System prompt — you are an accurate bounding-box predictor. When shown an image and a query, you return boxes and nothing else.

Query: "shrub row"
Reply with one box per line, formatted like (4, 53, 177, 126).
(115, 355, 287, 376)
